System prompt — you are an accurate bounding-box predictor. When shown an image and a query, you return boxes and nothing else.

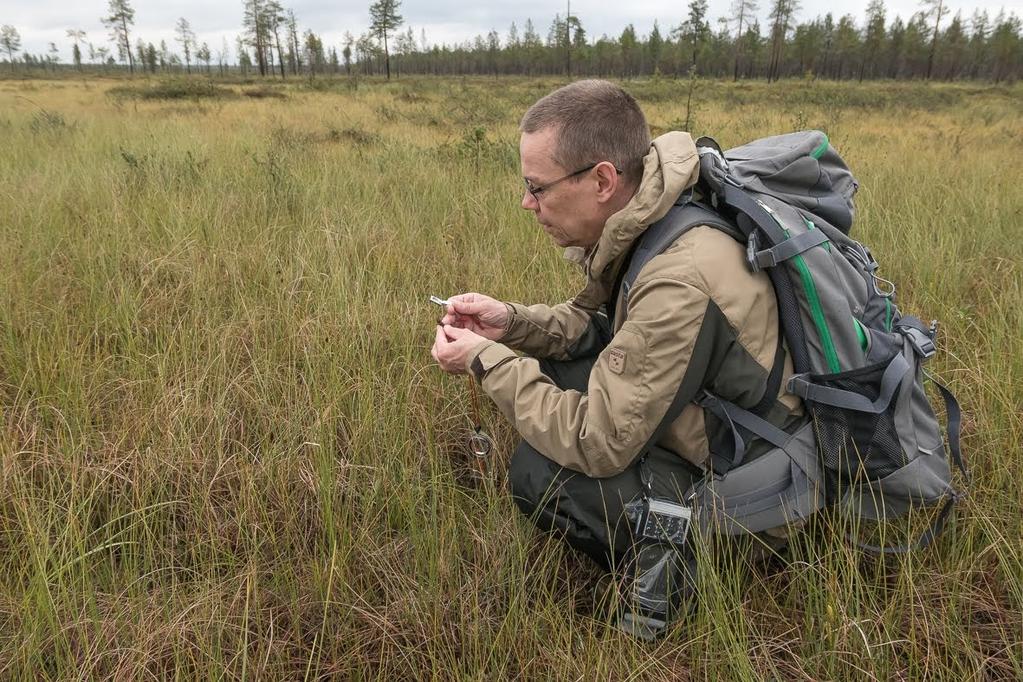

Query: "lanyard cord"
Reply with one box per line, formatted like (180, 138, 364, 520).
(468, 374, 483, 432)
(466, 376, 493, 478)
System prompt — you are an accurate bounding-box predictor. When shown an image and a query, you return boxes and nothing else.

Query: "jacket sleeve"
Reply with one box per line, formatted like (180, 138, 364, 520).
(469, 276, 716, 478)
(498, 300, 608, 361)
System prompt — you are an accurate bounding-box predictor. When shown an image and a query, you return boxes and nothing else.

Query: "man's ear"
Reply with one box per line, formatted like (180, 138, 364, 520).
(593, 161, 620, 203)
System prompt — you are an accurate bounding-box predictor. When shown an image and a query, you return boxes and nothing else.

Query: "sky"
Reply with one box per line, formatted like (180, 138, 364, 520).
(4, 0, 1021, 63)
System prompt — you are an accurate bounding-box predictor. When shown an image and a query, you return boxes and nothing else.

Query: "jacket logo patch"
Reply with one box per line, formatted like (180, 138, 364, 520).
(608, 348, 626, 375)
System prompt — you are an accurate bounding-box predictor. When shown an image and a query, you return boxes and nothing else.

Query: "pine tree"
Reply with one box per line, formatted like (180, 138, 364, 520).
(175, 18, 195, 73)
(941, 12, 967, 79)
(681, 0, 710, 70)
(242, 0, 269, 76)
(342, 32, 354, 75)
(767, 0, 800, 81)
(134, 39, 145, 72)
(645, 21, 661, 75)
(286, 10, 301, 74)
(833, 14, 860, 79)
(48, 42, 60, 71)
(921, 0, 949, 78)
(990, 11, 1022, 83)
(66, 29, 87, 71)
(0, 25, 20, 71)
(369, 0, 403, 79)
(197, 42, 212, 73)
(968, 10, 989, 78)
(860, 0, 886, 80)
(265, 1, 287, 78)
(620, 24, 638, 78)
(729, 0, 760, 80)
(102, 0, 136, 74)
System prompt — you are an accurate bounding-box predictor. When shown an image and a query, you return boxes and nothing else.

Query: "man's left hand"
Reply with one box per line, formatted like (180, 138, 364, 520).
(432, 324, 486, 375)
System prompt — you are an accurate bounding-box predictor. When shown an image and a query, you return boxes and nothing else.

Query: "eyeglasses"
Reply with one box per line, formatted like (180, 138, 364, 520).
(523, 163, 622, 203)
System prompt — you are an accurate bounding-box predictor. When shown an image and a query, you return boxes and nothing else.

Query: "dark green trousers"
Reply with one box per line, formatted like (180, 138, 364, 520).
(507, 355, 701, 571)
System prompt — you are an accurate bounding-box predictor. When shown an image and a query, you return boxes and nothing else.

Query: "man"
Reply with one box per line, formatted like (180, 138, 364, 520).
(431, 80, 801, 635)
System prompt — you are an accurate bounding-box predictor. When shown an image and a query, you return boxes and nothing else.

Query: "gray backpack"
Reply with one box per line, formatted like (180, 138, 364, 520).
(626, 131, 967, 552)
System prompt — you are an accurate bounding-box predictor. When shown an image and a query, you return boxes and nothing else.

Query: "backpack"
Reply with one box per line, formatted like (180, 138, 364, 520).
(626, 130, 968, 553)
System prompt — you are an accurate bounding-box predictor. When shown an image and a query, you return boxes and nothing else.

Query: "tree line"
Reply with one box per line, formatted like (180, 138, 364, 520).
(1, 0, 1020, 82)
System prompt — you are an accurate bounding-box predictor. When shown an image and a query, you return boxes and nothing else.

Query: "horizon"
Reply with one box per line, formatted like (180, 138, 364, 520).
(4, 0, 1020, 64)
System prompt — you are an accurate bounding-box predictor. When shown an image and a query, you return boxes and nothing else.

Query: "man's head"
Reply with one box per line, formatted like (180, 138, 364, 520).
(519, 80, 650, 249)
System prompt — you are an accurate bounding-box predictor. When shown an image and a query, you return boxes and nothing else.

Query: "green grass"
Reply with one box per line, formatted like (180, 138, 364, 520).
(0, 75, 1020, 679)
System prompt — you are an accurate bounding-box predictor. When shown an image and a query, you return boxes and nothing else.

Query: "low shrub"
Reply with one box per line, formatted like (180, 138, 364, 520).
(107, 80, 236, 101)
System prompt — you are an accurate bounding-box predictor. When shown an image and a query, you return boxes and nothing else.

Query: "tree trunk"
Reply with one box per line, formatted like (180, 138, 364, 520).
(926, 0, 944, 80)
(274, 28, 286, 79)
(121, 17, 134, 74)
(733, 13, 745, 82)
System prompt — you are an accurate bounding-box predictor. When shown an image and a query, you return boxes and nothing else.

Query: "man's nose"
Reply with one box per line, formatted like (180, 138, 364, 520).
(521, 190, 539, 211)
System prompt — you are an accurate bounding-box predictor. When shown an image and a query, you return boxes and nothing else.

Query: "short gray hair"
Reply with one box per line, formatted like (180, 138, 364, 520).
(520, 80, 650, 180)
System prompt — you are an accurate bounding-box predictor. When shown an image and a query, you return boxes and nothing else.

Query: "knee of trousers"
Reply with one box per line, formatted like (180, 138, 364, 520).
(507, 439, 563, 517)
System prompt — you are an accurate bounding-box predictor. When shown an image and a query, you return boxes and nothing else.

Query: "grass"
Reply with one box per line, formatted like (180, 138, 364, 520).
(0, 75, 1020, 679)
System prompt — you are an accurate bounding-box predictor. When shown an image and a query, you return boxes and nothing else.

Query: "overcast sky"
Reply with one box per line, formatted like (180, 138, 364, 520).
(5, 0, 1021, 62)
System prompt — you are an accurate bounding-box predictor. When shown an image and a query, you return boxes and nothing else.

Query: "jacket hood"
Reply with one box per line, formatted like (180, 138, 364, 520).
(571, 131, 700, 309)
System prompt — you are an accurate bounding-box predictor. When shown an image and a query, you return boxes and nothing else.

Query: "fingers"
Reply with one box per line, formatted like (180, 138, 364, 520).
(449, 293, 490, 315)
(441, 310, 472, 328)
(450, 300, 475, 314)
(449, 292, 480, 304)
(443, 324, 470, 339)
(452, 300, 486, 316)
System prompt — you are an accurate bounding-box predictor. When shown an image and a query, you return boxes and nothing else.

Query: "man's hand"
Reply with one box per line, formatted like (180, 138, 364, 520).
(432, 324, 487, 374)
(440, 292, 509, 341)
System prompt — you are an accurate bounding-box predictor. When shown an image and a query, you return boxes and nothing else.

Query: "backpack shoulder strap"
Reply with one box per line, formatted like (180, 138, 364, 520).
(623, 197, 788, 480)
(620, 201, 739, 313)
(620, 197, 785, 421)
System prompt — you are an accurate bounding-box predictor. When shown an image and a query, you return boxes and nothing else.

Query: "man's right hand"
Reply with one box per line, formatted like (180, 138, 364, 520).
(440, 292, 509, 341)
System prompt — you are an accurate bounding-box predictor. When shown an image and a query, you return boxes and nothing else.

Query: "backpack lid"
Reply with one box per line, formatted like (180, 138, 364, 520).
(724, 131, 859, 233)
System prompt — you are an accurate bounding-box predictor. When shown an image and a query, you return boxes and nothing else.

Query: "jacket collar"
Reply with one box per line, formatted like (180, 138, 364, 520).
(571, 131, 701, 308)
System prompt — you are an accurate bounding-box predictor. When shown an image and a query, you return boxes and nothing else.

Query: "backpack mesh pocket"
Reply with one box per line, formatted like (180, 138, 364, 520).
(805, 357, 909, 501)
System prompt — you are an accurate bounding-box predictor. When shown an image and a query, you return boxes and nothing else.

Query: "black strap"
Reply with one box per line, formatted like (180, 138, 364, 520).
(751, 322, 786, 417)
(624, 187, 800, 481)
(699, 394, 747, 476)
(718, 182, 813, 375)
(621, 197, 733, 487)
(619, 203, 735, 313)
(699, 391, 795, 476)
(751, 228, 830, 269)
(927, 372, 969, 482)
(788, 353, 911, 413)
(722, 182, 789, 246)
(852, 494, 958, 555)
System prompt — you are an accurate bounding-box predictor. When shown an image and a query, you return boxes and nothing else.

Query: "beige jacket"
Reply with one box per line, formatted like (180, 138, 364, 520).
(466, 131, 800, 478)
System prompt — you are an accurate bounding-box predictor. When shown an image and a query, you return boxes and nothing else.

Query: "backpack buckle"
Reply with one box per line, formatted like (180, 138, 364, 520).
(900, 326, 936, 359)
(746, 232, 761, 273)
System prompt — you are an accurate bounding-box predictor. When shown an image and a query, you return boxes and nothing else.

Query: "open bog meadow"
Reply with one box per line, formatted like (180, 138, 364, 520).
(0, 75, 1021, 679)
